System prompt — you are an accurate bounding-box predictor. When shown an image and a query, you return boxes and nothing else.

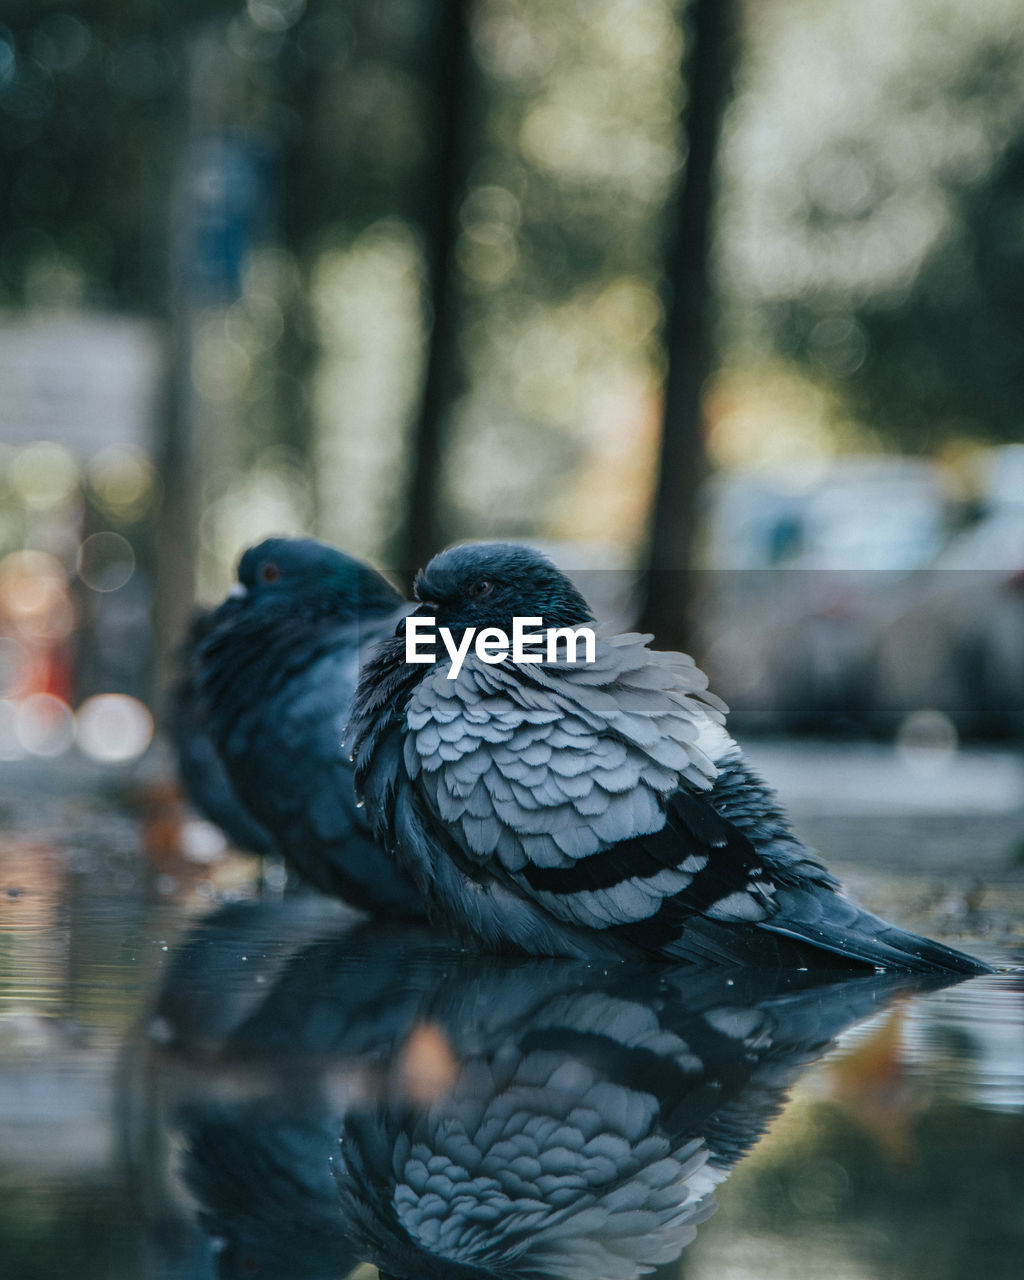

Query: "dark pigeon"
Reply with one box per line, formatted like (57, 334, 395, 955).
(167, 607, 277, 855)
(188, 927, 457, 1280)
(189, 536, 424, 916)
(140, 902, 457, 1280)
(350, 541, 991, 973)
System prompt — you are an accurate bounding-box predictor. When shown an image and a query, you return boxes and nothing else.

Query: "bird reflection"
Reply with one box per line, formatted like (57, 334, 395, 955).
(140, 901, 954, 1280)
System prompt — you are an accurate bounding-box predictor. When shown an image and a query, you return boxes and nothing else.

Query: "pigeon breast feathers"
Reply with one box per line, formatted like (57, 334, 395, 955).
(403, 630, 727, 881)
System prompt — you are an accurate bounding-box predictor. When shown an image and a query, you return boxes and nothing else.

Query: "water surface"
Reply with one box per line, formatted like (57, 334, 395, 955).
(1, 751, 1022, 1280)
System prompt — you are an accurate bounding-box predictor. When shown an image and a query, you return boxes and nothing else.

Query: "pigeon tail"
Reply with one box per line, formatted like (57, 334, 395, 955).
(764, 887, 992, 976)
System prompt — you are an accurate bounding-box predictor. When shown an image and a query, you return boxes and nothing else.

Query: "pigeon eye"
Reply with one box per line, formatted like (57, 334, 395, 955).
(469, 580, 493, 599)
(260, 562, 281, 584)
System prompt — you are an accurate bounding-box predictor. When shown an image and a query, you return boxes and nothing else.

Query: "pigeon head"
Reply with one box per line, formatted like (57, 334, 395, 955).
(413, 543, 592, 635)
(196, 538, 405, 741)
(231, 537, 402, 619)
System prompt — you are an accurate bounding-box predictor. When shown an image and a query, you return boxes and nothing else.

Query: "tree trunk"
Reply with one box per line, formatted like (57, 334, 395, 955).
(637, 0, 737, 652)
(150, 44, 196, 706)
(392, 0, 473, 586)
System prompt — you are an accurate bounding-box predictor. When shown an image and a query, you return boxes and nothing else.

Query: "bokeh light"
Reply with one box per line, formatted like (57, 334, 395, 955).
(77, 532, 135, 593)
(15, 692, 75, 758)
(10, 441, 78, 509)
(87, 448, 156, 521)
(191, 316, 253, 403)
(896, 708, 960, 775)
(0, 550, 63, 616)
(75, 693, 153, 763)
(179, 819, 228, 863)
(247, 0, 306, 36)
(0, 550, 73, 641)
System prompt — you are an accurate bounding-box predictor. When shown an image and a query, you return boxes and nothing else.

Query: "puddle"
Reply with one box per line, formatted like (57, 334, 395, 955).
(1, 754, 1022, 1279)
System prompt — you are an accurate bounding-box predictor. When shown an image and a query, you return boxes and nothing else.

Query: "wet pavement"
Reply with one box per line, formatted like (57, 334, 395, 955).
(1, 741, 1023, 1279)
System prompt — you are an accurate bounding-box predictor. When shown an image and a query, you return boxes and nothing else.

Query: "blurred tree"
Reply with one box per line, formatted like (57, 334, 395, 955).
(0, 1, 216, 697)
(273, 0, 442, 486)
(638, 0, 737, 650)
(823, 131, 1024, 450)
(718, 0, 1024, 456)
(393, 0, 473, 583)
(0, 0, 437, 686)
(429, 0, 698, 557)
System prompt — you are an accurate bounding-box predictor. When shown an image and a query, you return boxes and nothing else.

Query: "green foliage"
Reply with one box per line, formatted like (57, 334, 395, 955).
(0, 3, 237, 308)
(720, 1, 1024, 452)
(841, 134, 1024, 449)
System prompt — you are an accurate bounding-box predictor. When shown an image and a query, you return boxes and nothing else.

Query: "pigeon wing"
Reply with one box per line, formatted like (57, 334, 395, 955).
(404, 632, 748, 932)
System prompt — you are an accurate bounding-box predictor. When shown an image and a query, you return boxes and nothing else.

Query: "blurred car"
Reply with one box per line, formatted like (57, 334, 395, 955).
(697, 457, 956, 733)
(862, 446, 1024, 739)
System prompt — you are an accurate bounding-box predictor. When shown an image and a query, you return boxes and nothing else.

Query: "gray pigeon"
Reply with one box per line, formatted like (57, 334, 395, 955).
(142, 903, 938, 1280)
(334, 962, 935, 1280)
(187, 536, 424, 916)
(350, 542, 990, 973)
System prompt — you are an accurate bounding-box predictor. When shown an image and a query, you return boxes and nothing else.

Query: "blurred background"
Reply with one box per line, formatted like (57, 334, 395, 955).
(3, 7, 1024, 1279)
(2, 0, 1024, 763)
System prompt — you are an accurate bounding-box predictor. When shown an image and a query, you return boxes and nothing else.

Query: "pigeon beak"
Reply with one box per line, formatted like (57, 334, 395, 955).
(228, 583, 247, 599)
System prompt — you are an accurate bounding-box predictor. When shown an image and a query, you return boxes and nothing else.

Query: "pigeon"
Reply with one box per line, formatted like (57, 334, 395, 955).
(141, 902, 937, 1280)
(167, 607, 277, 856)
(188, 536, 424, 916)
(334, 959, 931, 1280)
(141, 903, 462, 1280)
(148, 896, 357, 1056)
(350, 542, 991, 973)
